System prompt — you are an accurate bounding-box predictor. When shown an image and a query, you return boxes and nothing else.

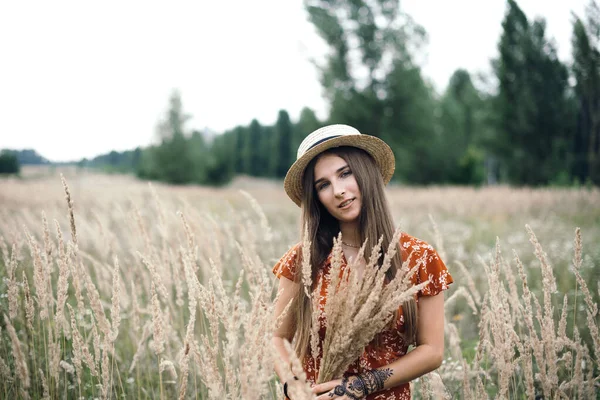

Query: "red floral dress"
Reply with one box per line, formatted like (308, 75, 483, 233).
(272, 232, 453, 400)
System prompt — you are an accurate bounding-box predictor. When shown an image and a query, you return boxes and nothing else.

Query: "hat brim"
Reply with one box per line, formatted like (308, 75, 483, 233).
(284, 135, 395, 207)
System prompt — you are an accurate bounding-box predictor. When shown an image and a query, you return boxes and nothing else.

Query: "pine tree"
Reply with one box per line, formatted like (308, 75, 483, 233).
(245, 119, 263, 176)
(271, 110, 294, 178)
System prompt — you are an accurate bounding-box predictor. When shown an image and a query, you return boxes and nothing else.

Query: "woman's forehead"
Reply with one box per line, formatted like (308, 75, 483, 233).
(313, 153, 347, 179)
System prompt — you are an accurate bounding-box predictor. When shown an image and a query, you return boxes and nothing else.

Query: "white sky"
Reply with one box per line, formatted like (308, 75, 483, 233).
(0, 0, 587, 162)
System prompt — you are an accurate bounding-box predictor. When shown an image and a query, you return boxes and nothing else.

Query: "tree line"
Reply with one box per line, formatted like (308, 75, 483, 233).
(79, 0, 600, 186)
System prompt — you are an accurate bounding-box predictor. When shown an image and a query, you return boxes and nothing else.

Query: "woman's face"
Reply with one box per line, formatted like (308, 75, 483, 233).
(313, 153, 362, 226)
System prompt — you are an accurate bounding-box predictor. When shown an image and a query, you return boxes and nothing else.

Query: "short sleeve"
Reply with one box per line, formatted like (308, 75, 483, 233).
(272, 243, 302, 282)
(402, 235, 454, 297)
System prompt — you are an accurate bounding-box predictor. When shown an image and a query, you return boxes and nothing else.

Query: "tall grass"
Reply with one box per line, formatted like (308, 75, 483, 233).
(0, 168, 598, 399)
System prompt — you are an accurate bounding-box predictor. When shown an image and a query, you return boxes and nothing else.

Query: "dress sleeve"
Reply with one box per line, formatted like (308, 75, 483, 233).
(404, 236, 454, 297)
(272, 243, 302, 282)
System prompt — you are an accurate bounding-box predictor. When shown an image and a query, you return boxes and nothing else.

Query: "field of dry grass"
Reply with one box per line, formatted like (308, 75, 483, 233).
(0, 167, 598, 399)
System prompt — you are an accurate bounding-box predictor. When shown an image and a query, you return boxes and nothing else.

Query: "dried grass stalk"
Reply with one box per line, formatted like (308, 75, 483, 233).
(59, 360, 75, 375)
(25, 229, 48, 320)
(60, 173, 78, 246)
(571, 228, 600, 365)
(39, 369, 50, 400)
(160, 359, 178, 379)
(151, 281, 165, 355)
(101, 335, 111, 400)
(84, 272, 111, 338)
(110, 255, 121, 342)
(22, 271, 34, 331)
(4, 313, 29, 388)
(129, 322, 152, 373)
(54, 233, 70, 335)
(7, 243, 19, 319)
(178, 296, 196, 400)
(67, 303, 98, 380)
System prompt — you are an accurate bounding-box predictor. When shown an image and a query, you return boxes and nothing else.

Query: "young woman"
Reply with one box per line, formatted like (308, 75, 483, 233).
(272, 124, 453, 399)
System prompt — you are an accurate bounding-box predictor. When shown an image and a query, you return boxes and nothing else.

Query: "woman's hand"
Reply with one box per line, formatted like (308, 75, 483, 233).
(312, 376, 365, 400)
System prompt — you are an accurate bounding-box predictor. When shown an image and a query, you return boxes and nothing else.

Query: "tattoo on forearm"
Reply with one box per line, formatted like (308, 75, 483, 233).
(329, 368, 393, 398)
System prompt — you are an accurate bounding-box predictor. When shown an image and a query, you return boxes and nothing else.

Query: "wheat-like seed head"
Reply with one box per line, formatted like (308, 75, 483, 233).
(39, 368, 50, 400)
(150, 281, 165, 356)
(110, 255, 121, 343)
(60, 173, 78, 246)
(4, 313, 29, 388)
(59, 360, 75, 375)
(22, 271, 34, 331)
(7, 243, 19, 320)
(66, 304, 83, 384)
(84, 272, 111, 338)
(101, 335, 111, 399)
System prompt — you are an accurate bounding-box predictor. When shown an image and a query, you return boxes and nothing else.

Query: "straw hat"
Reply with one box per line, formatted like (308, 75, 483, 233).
(284, 124, 395, 206)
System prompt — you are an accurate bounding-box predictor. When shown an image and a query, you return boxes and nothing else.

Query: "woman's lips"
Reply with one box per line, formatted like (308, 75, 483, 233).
(338, 198, 355, 209)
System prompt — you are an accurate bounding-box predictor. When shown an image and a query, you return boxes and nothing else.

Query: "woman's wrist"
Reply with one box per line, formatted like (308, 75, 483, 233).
(358, 368, 393, 395)
(332, 368, 394, 399)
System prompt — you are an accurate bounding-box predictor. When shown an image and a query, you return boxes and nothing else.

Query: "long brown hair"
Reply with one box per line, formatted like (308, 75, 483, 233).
(292, 146, 418, 361)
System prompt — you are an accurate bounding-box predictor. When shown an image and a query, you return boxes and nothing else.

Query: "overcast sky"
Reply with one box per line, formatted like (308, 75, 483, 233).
(0, 0, 587, 162)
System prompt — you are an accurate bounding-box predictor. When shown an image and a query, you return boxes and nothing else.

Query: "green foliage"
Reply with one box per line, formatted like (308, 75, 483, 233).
(245, 119, 264, 176)
(82, 148, 143, 173)
(2, 149, 50, 165)
(572, 1, 600, 185)
(434, 70, 489, 184)
(271, 110, 294, 178)
(294, 107, 321, 152)
(0, 151, 20, 174)
(492, 0, 575, 185)
(381, 60, 438, 183)
(305, 0, 445, 183)
(204, 134, 235, 186)
(232, 126, 248, 175)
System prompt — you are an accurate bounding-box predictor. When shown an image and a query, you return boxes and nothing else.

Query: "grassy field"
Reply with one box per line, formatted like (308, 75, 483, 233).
(0, 167, 599, 399)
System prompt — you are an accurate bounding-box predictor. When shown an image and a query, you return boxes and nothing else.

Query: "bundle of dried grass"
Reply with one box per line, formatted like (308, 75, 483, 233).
(315, 229, 429, 384)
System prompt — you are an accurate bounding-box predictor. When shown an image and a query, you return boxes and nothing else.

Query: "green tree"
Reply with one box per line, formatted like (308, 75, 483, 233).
(271, 110, 294, 178)
(204, 134, 235, 185)
(0, 151, 20, 174)
(572, 1, 600, 185)
(435, 69, 487, 184)
(305, 0, 438, 183)
(381, 59, 438, 183)
(189, 130, 208, 183)
(294, 107, 321, 152)
(244, 119, 263, 176)
(493, 0, 574, 185)
(151, 91, 196, 184)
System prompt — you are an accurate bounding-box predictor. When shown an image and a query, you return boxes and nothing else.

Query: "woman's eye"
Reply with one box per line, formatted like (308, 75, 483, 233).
(341, 170, 351, 178)
(317, 182, 329, 191)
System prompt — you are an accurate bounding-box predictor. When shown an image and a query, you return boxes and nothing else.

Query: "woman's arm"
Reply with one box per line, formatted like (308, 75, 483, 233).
(272, 276, 300, 382)
(312, 293, 445, 399)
